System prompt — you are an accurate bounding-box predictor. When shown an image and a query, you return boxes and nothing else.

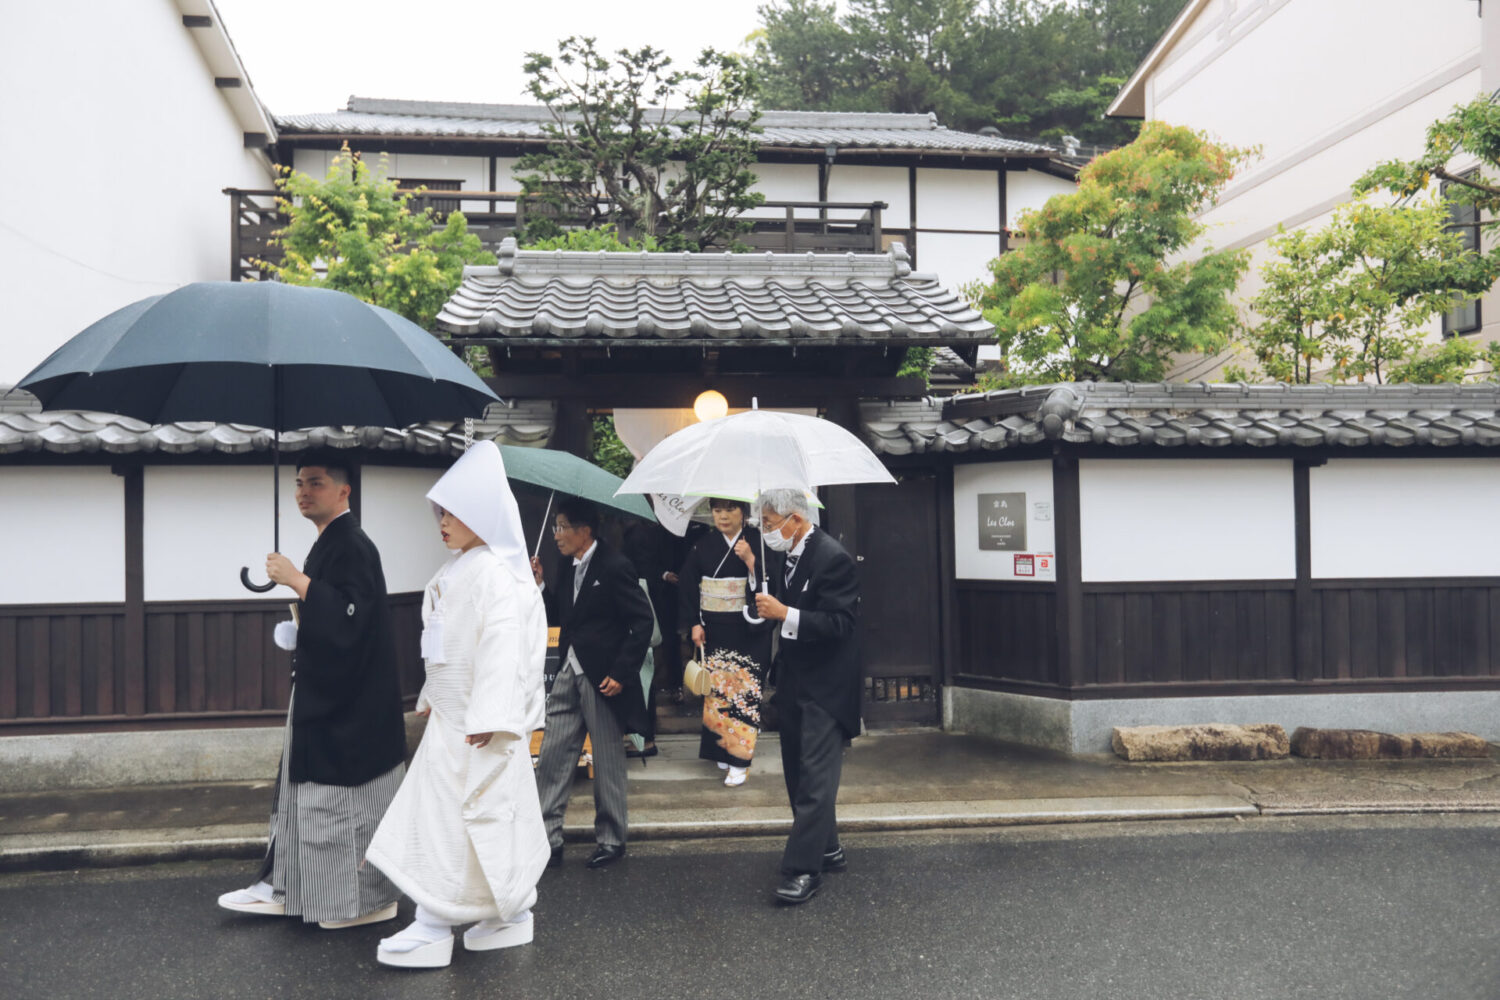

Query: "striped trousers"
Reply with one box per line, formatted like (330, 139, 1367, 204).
(255, 692, 403, 923)
(534, 668, 628, 850)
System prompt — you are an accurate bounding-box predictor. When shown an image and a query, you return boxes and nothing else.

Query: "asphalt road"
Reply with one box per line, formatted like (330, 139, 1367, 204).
(3, 816, 1499, 1000)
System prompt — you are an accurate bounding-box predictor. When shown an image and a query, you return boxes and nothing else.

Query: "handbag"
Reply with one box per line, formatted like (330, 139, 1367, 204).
(682, 644, 711, 697)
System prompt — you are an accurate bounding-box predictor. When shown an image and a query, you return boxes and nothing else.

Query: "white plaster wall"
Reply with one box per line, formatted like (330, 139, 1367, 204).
(0, 0, 273, 386)
(143, 467, 310, 602)
(360, 466, 447, 594)
(826, 164, 910, 226)
(1005, 171, 1078, 229)
(0, 468, 124, 604)
(1079, 459, 1295, 582)
(953, 461, 1057, 582)
(913, 232, 1002, 291)
(744, 162, 821, 220)
(915, 168, 1001, 232)
(1309, 458, 1500, 578)
(1152, 0, 1478, 164)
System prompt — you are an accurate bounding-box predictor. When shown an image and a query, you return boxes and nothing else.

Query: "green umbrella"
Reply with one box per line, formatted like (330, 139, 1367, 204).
(498, 445, 656, 555)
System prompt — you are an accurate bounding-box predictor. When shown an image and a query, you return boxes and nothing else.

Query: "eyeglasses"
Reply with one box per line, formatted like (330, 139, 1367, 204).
(551, 523, 575, 535)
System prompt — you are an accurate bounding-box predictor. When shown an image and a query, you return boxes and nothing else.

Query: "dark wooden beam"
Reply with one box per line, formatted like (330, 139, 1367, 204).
(243, 132, 269, 149)
(482, 373, 927, 406)
(215, 77, 242, 89)
(182, 14, 212, 27)
(116, 464, 146, 716)
(1051, 452, 1083, 689)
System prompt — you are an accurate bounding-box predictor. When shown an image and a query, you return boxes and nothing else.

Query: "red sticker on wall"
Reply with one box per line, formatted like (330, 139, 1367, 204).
(1014, 554, 1035, 577)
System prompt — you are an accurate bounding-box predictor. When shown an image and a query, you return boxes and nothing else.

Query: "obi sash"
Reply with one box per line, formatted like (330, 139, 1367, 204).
(699, 576, 747, 613)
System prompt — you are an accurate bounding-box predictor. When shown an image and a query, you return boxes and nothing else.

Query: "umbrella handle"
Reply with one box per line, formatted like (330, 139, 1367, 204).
(742, 579, 767, 624)
(240, 567, 277, 594)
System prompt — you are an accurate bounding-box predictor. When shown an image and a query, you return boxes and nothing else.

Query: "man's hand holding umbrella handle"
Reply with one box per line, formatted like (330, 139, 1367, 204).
(755, 593, 788, 621)
(266, 553, 311, 601)
(530, 556, 545, 587)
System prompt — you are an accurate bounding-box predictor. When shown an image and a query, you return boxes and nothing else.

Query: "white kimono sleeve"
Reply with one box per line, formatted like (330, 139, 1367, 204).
(464, 569, 545, 739)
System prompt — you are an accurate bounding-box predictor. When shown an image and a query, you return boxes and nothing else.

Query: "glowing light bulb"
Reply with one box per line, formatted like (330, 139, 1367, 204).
(693, 389, 728, 422)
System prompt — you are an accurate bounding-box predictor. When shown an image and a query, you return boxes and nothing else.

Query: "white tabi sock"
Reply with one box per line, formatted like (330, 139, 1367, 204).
(469, 909, 531, 936)
(379, 905, 455, 953)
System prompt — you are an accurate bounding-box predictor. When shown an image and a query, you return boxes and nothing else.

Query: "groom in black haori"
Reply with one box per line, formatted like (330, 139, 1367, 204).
(752, 487, 862, 905)
(217, 449, 407, 929)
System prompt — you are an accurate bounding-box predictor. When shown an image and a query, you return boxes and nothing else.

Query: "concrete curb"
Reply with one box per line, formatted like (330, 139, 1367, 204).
(0, 795, 1258, 873)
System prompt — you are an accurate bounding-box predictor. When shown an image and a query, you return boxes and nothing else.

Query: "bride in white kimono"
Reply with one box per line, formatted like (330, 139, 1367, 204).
(367, 440, 550, 969)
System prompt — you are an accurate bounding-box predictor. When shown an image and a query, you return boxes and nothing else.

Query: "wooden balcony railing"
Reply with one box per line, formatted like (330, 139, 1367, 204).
(225, 188, 901, 283)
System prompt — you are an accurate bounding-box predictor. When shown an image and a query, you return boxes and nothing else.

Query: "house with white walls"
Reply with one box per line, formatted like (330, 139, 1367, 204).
(1108, 0, 1496, 380)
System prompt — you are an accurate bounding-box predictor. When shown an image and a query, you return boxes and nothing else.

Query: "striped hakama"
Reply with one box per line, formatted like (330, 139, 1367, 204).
(257, 691, 405, 923)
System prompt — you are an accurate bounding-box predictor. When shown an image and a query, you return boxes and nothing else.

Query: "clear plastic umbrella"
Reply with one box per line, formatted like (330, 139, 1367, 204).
(615, 399, 893, 620)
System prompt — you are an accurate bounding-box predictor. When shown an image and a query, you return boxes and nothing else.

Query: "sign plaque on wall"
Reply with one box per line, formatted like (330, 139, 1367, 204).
(1013, 554, 1035, 576)
(978, 492, 1027, 551)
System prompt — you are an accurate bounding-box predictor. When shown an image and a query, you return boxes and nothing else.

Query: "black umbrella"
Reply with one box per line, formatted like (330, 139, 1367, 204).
(18, 281, 500, 591)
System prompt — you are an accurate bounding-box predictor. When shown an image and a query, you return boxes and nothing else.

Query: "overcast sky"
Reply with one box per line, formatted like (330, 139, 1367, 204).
(212, 0, 782, 115)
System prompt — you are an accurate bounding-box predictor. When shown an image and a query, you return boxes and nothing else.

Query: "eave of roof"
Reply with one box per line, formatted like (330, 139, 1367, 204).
(1107, 0, 1212, 119)
(436, 239, 995, 345)
(0, 394, 554, 459)
(175, 0, 278, 142)
(862, 381, 1500, 455)
(273, 97, 1054, 157)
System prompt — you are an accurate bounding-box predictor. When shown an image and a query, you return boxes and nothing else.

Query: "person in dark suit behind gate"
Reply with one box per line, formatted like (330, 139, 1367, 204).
(530, 498, 654, 869)
(752, 487, 861, 905)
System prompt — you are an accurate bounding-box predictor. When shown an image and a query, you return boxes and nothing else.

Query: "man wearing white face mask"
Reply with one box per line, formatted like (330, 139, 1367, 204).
(751, 488, 861, 906)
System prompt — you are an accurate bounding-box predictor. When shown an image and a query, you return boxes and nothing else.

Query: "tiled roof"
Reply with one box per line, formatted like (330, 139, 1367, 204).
(436, 239, 994, 344)
(274, 98, 1054, 156)
(862, 382, 1500, 455)
(0, 391, 554, 459)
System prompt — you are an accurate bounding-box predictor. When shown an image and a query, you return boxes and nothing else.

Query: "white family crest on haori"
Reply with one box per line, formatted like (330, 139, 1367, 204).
(366, 440, 551, 924)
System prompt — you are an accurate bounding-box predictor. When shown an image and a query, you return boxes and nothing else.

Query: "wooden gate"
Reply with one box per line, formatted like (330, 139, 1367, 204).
(853, 471, 942, 726)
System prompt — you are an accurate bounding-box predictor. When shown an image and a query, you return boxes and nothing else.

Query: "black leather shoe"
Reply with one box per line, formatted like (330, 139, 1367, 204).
(625, 743, 658, 759)
(822, 845, 847, 873)
(547, 845, 563, 869)
(775, 872, 822, 904)
(586, 844, 626, 869)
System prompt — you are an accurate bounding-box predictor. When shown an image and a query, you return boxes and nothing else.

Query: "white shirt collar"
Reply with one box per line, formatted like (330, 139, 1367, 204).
(788, 524, 814, 559)
(572, 539, 598, 568)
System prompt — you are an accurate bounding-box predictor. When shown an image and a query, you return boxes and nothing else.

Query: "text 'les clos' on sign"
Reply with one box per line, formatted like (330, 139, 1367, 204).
(978, 492, 1026, 551)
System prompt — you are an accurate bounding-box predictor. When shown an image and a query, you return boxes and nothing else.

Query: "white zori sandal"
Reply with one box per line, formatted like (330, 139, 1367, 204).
(217, 881, 284, 917)
(725, 765, 748, 787)
(377, 910, 455, 969)
(463, 910, 534, 951)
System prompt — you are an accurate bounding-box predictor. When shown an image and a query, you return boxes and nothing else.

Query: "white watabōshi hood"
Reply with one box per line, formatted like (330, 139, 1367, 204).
(426, 440, 531, 583)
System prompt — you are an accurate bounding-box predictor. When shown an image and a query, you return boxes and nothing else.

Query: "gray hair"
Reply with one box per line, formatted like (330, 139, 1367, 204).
(758, 488, 811, 520)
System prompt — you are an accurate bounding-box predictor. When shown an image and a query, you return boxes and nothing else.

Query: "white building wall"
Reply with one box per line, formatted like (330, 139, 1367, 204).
(826, 164, 910, 227)
(1309, 458, 1500, 578)
(1135, 0, 1495, 377)
(142, 467, 310, 602)
(913, 232, 1002, 291)
(0, 0, 273, 387)
(915, 168, 1000, 232)
(1005, 171, 1078, 228)
(1078, 458, 1296, 582)
(359, 466, 447, 594)
(0, 468, 124, 604)
(952, 461, 1057, 582)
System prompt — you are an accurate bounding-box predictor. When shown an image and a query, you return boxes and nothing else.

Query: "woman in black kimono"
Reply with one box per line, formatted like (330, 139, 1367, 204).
(678, 498, 773, 786)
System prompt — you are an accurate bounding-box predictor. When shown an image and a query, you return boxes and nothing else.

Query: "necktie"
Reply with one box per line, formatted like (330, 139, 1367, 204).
(573, 558, 586, 600)
(783, 553, 799, 587)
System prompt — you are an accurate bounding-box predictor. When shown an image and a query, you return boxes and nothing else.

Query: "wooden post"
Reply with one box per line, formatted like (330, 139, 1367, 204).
(1293, 458, 1322, 681)
(1051, 452, 1083, 690)
(117, 464, 146, 715)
